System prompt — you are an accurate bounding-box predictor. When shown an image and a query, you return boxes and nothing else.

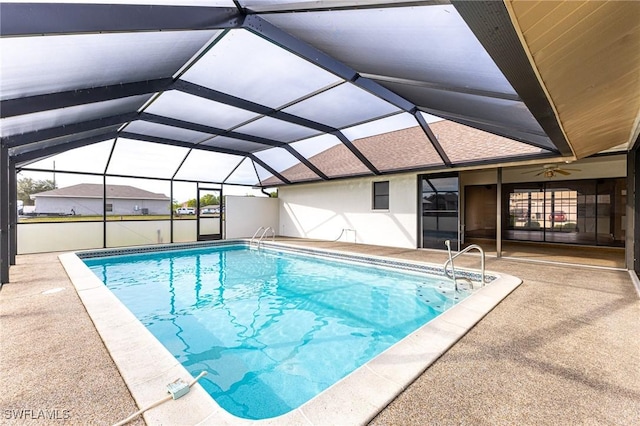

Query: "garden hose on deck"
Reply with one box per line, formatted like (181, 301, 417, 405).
(112, 371, 207, 426)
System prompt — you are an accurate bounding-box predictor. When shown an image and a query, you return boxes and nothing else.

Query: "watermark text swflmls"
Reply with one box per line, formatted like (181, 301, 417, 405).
(3, 409, 71, 421)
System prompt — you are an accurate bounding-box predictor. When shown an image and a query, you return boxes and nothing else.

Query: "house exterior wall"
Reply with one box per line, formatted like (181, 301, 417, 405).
(34, 197, 170, 215)
(278, 174, 418, 249)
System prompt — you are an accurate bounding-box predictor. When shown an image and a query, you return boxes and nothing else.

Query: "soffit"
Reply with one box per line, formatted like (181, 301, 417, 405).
(506, 0, 640, 159)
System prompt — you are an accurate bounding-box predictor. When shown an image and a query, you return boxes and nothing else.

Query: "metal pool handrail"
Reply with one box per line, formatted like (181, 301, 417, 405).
(250, 226, 275, 248)
(443, 240, 486, 291)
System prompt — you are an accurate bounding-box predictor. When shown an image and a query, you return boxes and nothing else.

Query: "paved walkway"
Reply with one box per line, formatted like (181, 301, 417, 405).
(1, 241, 638, 425)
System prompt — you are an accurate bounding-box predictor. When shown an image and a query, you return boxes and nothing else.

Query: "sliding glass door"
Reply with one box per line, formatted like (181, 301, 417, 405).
(504, 177, 625, 247)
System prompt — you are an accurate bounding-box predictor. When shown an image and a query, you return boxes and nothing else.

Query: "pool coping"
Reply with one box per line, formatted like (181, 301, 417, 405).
(59, 240, 522, 425)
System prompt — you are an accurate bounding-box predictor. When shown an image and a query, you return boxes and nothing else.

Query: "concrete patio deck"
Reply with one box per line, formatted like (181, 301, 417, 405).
(1, 239, 638, 425)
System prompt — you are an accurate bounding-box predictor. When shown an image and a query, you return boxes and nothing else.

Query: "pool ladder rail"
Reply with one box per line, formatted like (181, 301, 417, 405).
(443, 240, 486, 291)
(250, 226, 275, 248)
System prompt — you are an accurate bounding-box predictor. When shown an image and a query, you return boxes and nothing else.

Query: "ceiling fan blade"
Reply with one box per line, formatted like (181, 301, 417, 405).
(534, 171, 545, 176)
(521, 170, 539, 174)
(562, 168, 581, 172)
(555, 169, 571, 175)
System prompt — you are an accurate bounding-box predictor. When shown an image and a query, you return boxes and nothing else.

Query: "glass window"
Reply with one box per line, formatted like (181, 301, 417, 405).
(372, 181, 389, 210)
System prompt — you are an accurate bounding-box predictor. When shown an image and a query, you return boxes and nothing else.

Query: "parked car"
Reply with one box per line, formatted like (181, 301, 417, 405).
(549, 211, 566, 222)
(176, 207, 196, 215)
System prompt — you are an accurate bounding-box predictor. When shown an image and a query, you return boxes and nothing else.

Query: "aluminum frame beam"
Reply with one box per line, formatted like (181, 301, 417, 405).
(139, 113, 328, 180)
(2, 113, 137, 149)
(13, 132, 118, 165)
(1, 79, 173, 118)
(0, 3, 243, 36)
(118, 131, 291, 185)
(174, 80, 337, 133)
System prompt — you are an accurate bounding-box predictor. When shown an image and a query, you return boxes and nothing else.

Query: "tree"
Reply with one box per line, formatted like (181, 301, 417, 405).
(199, 193, 220, 207)
(17, 177, 56, 205)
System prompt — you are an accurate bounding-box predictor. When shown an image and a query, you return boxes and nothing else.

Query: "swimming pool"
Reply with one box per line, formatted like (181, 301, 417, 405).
(82, 244, 468, 419)
(60, 240, 521, 424)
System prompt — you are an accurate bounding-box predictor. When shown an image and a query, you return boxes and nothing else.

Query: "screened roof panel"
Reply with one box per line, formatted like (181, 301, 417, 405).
(282, 83, 400, 129)
(199, 136, 270, 153)
(291, 135, 371, 177)
(234, 116, 322, 143)
(143, 90, 260, 131)
(25, 140, 115, 174)
(106, 138, 189, 178)
(3, 1, 615, 190)
(1, 31, 221, 100)
(174, 150, 244, 182)
(383, 82, 553, 148)
(1, 95, 149, 137)
(262, 5, 516, 96)
(254, 147, 319, 182)
(225, 157, 260, 186)
(23, 1, 235, 5)
(239, 0, 397, 12)
(180, 29, 343, 109)
(123, 120, 212, 144)
(340, 113, 418, 141)
(11, 126, 120, 159)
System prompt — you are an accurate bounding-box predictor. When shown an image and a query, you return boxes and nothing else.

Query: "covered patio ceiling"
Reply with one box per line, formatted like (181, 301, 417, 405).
(1, 1, 639, 187)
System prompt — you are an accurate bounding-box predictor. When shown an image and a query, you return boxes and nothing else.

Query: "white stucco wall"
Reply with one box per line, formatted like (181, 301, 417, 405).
(278, 174, 418, 249)
(34, 197, 170, 215)
(172, 220, 197, 242)
(17, 222, 104, 254)
(106, 221, 171, 247)
(225, 196, 279, 238)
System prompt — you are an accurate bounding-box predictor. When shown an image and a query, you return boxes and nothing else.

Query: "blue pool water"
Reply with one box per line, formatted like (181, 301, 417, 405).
(83, 244, 466, 420)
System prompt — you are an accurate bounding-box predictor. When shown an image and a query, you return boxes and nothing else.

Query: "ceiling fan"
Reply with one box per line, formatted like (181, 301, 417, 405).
(522, 164, 581, 178)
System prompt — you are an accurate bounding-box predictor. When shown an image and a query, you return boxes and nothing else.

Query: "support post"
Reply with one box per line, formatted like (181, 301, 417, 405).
(9, 159, 17, 265)
(0, 143, 10, 283)
(496, 167, 502, 258)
